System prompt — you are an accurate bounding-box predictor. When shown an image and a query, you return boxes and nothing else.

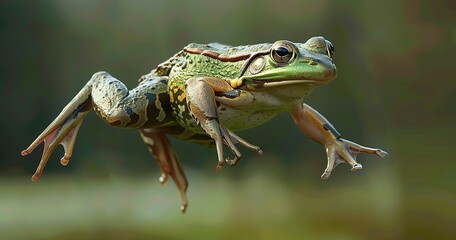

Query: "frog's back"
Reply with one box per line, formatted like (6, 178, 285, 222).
(151, 42, 272, 79)
(184, 42, 272, 58)
(166, 42, 272, 85)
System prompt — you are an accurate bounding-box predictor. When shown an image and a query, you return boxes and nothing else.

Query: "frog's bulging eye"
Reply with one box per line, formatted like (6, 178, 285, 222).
(271, 43, 294, 65)
(276, 47, 289, 56)
(326, 41, 335, 58)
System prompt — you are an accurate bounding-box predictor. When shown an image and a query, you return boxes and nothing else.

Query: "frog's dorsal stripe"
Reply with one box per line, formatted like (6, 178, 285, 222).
(184, 47, 253, 62)
(183, 45, 270, 63)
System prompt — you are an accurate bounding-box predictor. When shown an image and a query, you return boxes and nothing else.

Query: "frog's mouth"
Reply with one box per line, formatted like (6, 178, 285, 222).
(250, 78, 324, 88)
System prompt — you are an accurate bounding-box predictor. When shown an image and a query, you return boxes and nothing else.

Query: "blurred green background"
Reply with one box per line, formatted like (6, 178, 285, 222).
(1, 0, 455, 239)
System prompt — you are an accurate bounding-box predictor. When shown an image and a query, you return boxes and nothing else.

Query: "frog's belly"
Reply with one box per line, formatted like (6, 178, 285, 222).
(173, 105, 278, 134)
(217, 106, 278, 131)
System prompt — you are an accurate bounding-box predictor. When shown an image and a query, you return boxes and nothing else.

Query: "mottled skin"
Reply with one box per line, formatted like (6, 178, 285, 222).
(22, 36, 387, 213)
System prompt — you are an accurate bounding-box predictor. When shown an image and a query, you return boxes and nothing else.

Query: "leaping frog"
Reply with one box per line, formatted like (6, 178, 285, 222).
(22, 36, 387, 213)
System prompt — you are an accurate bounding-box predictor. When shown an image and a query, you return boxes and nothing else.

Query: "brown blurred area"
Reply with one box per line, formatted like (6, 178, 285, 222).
(1, 0, 455, 239)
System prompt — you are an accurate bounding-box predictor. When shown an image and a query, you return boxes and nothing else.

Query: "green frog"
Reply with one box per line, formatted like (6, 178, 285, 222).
(22, 36, 387, 213)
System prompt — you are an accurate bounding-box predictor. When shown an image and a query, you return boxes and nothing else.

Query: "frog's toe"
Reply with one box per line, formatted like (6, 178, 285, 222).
(351, 163, 363, 171)
(159, 173, 168, 185)
(344, 139, 388, 159)
(181, 203, 188, 213)
(322, 138, 388, 179)
(321, 140, 364, 179)
(225, 156, 240, 166)
(321, 170, 332, 180)
(227, 131, 263, 155)
(216, 163, 224, 172)
(60, 156, 70, 166)
(255, 147, 263, 155)
(376, 149, 388, 158)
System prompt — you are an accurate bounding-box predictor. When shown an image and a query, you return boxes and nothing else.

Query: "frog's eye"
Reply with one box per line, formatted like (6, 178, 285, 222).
(326, 41, 334, 58)
(271, 42, 295, 66)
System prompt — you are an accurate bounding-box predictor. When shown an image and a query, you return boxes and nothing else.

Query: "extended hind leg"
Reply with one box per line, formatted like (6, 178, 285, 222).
(22, 71, 169, 181)
(140, 128, 188, 213)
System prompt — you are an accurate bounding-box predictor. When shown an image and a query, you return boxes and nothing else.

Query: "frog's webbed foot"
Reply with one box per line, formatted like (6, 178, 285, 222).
(292, 104, 387, 180)
(140, 128, 188, 213)
(21, 87, 93, 181)
(185, 77, 262, 172)
(22, 71, 150, 181)
(321, 138, 388, 180)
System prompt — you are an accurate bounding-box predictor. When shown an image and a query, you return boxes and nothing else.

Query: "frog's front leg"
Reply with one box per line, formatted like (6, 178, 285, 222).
(22, 71, 169, 180)
(291, 104, 387, 180)
(185, 77, 262, 171)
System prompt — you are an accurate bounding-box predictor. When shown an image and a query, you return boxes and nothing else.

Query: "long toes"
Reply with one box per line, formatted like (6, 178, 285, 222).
(181, 203, 188, 213)
(60, 155, 70, 166)
(216, 163, 223, 172)
(21, 149, 30, 156)
(321, 171, 332, 180)
(31, 174, 40, 182)
(226, 157, 240, 166)
(376, 149, 388, 158)
(159, 173, 168, 185)
(256, 147, 263, 155)
(351, 163, 363, 171)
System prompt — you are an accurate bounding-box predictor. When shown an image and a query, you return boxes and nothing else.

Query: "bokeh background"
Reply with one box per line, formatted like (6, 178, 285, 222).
(1, 0, 455, 239)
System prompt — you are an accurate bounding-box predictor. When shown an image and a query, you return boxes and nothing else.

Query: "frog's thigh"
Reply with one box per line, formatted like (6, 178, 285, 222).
(90, 71, 164, 128)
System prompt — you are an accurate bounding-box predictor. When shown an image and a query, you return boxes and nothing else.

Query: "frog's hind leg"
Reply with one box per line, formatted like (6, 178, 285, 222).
(140, 128, 188, 213)
(22, 71, 161, 181)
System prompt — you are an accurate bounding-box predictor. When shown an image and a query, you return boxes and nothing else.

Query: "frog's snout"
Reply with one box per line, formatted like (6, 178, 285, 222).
(313, 59, 337, 83)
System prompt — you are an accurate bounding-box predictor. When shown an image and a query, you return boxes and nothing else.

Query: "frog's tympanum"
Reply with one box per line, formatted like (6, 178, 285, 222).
(22, 37, 387, 212)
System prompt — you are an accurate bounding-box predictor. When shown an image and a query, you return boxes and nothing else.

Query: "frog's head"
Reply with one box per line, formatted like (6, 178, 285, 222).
(238, 36, 337, 99)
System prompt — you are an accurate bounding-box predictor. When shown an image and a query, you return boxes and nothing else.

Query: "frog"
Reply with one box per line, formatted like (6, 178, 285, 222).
(21, 36, 387, 213)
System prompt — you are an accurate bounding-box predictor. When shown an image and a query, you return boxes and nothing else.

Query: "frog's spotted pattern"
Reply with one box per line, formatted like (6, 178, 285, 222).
(22, 36, 387, 213)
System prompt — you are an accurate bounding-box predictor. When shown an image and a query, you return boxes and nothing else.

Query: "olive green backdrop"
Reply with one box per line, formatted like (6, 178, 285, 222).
(1, 0, 455, 239)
